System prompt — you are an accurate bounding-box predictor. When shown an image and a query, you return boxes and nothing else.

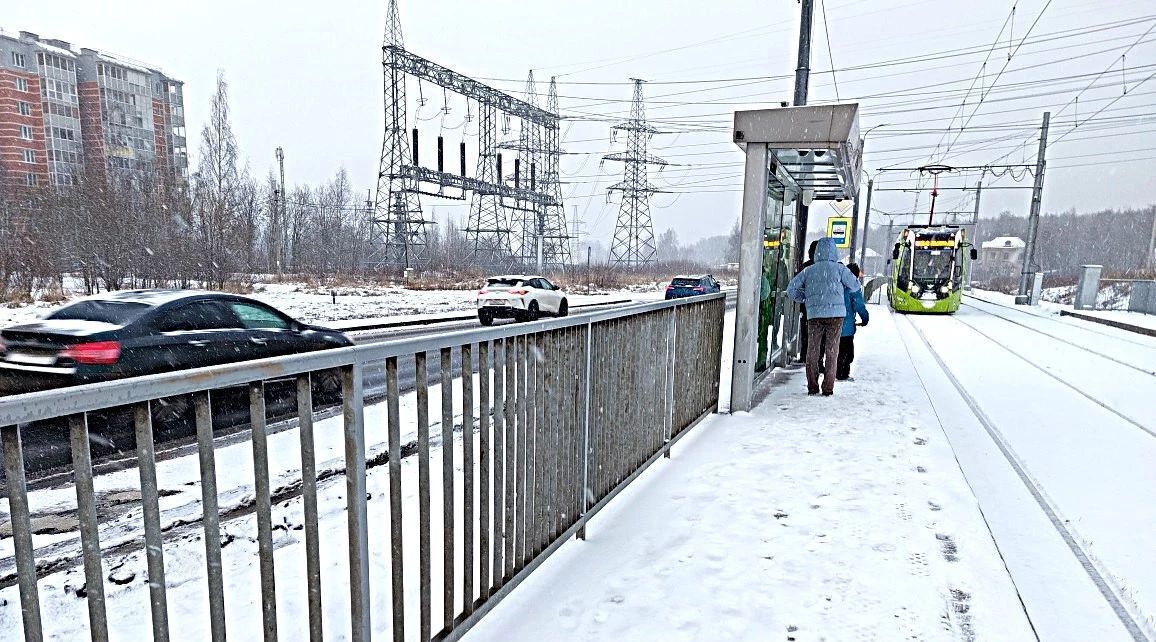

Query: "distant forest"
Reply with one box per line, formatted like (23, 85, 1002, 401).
(865, 206, 1156, 280)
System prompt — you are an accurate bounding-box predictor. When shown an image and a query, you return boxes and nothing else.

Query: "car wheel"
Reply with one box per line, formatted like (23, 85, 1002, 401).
(525, 300, 540, 321)
(478, 310, 494, 326)
(557, 299, 569, 317)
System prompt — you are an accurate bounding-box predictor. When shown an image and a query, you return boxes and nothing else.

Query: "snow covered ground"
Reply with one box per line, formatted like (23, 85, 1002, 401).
(463, 305, 1037, 642)
(901, 294, 1156, 639)
(972, 288, 1156, 335)
(0, 280, 668, 328)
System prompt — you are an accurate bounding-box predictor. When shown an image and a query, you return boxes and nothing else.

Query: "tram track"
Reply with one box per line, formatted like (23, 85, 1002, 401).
(961, 298, 1156, 378)
(898, 313, 1153, 642)
(963, 293, 1155, 349)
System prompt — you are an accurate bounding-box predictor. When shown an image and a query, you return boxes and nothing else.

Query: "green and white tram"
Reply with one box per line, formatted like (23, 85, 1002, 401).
(888, 225, 977, 314)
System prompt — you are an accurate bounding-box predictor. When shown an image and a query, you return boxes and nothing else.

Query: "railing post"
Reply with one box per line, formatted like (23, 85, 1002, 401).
(69, 414, 109, 641)
(134, 402, 170, 642)
(249, 382, 278, 642)
(194, 392, 227, 642)
(343, 364, 371, 642)
(295, 375, 324, 642)
(578, 322, 593, 540)
(2, 425, 43, 642)
(664, 305, 678, 456)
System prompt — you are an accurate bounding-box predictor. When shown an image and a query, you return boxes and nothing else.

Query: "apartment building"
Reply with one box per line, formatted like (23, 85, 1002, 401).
(0, 29, 186, 188)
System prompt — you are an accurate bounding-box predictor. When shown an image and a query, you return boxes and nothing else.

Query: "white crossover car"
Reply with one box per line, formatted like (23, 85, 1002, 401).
(476, 275, 569, 325)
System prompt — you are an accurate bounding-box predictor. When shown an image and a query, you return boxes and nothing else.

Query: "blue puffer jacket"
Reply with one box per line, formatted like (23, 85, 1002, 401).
(842, 288, 869, 336)
(786, 237, 862, 319)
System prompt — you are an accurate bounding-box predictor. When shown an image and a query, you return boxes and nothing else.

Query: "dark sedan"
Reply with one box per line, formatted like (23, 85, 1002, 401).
(0, 290, 352, 395)
(665, 274, 721, 300)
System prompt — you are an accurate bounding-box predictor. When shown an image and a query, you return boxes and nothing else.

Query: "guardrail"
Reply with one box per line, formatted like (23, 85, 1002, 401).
(0, 293, 725, 642)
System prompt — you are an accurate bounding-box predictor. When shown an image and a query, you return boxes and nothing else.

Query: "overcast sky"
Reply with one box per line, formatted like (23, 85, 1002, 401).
(6, 0, 1155, 244)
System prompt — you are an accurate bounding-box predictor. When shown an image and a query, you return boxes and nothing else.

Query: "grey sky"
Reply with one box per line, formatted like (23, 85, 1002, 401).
(6, 0, 1155, 245)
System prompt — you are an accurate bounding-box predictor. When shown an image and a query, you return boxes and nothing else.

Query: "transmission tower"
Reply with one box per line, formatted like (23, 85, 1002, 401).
(511, 72, 543, 268)
(604, 79, 667, 268)
(369, 0, 432, 271)
(464, 101, 512, 268)
(538, 77, 572, 269)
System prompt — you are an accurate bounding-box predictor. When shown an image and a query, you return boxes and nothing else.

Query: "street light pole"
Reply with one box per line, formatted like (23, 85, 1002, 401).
(1018, 112, 1051, 296)
(857, 178, 875, 271)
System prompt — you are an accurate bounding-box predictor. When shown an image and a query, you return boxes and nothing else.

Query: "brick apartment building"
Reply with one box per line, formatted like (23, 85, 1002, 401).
(0, 29, 186, 188)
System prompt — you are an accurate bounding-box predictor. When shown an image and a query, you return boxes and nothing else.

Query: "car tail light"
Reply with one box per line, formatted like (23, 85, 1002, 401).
(666, 285, 674, 290)
(61, 341, 121, 365)
(477, 289, 489, 295)
(508, 288, 529, 295)
(0, 336, 6, 354)
(693, 286, 705, 292)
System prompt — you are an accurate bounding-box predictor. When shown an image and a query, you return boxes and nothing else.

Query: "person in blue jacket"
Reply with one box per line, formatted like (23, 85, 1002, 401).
(786, 237, 863, 396)
(837, 263, 869, 381)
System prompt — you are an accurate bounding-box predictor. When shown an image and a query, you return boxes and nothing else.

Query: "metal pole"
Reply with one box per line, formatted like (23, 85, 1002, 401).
(1019, 111, 1050, 296)
(276, 147, 286, 277)
(1146, 205, 1156, 272)
(791, 0, 815, 274)
(857, 178, 874, 270)
(968, 181, 981, 289)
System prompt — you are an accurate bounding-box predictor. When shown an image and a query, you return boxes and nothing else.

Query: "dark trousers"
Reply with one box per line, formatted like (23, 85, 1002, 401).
(837, 335, 855, 379)
(806, 318, 842, 394)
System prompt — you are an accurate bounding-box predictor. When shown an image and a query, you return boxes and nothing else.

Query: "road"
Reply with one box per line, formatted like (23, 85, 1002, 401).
(10, 294, 735, 487)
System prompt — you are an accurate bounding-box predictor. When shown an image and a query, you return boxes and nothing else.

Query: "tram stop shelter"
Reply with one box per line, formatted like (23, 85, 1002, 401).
(730, 103, 863, 412)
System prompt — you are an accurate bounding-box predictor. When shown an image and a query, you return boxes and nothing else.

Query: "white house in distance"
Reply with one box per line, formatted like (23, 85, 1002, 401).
(977, 236, 1026, 281)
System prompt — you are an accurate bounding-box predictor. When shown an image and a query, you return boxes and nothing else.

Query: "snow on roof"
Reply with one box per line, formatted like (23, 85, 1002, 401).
(981, 236, 1026, 249)
(37, 41, 77, 58)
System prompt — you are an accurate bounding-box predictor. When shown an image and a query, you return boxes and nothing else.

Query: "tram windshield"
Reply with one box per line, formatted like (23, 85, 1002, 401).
(912, 249, 954, 280)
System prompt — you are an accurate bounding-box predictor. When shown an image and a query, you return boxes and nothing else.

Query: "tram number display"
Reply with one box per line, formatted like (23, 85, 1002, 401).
(827, 217, 852, 249)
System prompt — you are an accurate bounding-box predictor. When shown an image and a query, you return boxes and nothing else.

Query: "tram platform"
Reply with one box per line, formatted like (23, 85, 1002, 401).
(463, 305, 1045, 641)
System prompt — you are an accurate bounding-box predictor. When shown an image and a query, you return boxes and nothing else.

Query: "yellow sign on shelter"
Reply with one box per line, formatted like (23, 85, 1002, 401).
(826, 217, 852, 249)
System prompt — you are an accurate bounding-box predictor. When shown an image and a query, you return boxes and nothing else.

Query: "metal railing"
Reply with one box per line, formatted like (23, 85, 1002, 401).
(0, 293, 725, 642)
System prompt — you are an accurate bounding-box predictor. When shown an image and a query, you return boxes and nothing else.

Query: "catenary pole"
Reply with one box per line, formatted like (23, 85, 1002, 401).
(857, 178, 874, 271)
(1019, 112, 1050, 296)
(791, 0, 815, 275)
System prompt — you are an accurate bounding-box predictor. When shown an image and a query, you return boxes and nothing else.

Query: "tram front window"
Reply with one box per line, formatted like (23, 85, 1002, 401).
(913, 250, 953, 281)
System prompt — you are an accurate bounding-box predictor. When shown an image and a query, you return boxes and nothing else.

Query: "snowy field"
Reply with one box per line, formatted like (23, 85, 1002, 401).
(0, 280, 666, 328)
(463, 305, 1037, 641)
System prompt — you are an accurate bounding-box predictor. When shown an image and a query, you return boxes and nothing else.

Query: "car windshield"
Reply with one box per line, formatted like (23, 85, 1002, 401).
(912, 250, 954, 280)
(47, 300, 151, 325)
(672, 278, 701, 287)
(486, 278, 525, 288)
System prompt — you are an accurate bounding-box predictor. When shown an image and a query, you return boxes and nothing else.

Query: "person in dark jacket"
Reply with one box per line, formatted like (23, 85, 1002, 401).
(796, 240, 820, 361)
(837, 263, 869, 381)
(787, 238, 862, 396)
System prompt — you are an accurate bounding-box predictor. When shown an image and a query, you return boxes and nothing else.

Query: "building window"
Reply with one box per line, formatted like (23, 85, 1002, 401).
(26, 173, 37, 186)
(18, 101, 32, 116)
(11, 52, 26, 68)
(23, 149, 36, 164)
(15, 77, 29, 92)
(19, 125, 33, 140)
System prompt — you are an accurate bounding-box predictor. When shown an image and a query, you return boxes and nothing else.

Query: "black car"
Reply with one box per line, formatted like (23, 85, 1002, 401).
(0, 290, 352, 395)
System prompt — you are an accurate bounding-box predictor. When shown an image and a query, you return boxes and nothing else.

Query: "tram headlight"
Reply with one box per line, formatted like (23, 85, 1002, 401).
(938, 285, 949, 295)
(909, 283, 922, 295)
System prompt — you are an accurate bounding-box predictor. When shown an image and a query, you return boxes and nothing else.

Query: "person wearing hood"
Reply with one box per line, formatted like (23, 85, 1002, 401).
(786, 237, 863, 396)
(796, 239, 821, 361)
(837, 263, 869, 381)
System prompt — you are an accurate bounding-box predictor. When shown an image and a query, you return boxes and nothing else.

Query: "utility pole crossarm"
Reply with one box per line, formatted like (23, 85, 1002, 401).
(385, 46, 558, 126)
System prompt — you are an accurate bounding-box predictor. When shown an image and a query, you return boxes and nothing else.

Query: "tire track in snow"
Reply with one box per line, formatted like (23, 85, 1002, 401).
(900, 314, 1153, 642)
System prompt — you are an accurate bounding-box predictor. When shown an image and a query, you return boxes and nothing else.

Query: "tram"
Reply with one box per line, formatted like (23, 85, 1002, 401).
(888, 225, 977, 314)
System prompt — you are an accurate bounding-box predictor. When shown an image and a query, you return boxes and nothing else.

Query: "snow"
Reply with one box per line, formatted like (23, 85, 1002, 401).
(1068, 308, 1156, 333)
(980, 236, 1025, 249)
(0, 281, 666, 330)
(898, 304, 1156, 639)
(462, 305, 1036, 641)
